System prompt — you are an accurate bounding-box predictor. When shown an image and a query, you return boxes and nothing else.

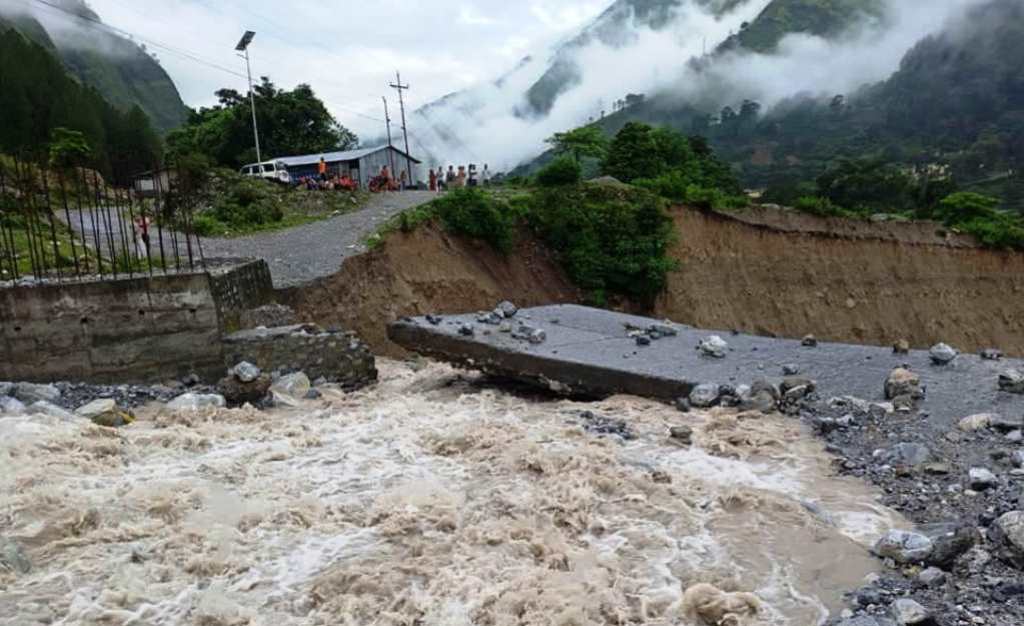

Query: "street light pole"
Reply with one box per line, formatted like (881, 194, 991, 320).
(235, 31, 262, 164)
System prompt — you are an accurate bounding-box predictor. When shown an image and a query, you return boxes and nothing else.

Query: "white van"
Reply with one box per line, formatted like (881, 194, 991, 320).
(240, 160, 291, 185)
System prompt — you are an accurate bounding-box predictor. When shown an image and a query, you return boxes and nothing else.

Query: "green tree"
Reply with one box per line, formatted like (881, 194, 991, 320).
(167, 79, 359, 167)
(601, 122, 664, 183)
(48, 127, 91, 168)
(545, 125, 608, 163)
(536, 155, 582, 187)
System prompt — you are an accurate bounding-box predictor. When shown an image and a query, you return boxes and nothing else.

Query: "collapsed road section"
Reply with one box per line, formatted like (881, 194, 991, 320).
(388, 304, 1024, 428)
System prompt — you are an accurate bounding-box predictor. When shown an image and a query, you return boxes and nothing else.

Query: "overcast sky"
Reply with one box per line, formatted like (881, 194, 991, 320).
(82, 0, 608, 139)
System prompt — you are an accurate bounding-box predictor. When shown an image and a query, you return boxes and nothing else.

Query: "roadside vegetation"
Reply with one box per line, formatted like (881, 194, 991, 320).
(186, 169, 368, 238)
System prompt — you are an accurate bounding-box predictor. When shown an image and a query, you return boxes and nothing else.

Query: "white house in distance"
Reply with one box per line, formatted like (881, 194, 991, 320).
(276, 146, 421, 188)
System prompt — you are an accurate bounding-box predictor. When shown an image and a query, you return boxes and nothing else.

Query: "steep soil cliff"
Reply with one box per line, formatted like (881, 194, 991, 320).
(284, 224, 579, 357)
(657, 207, 1024, 354)
(287, 206, 1024, 356)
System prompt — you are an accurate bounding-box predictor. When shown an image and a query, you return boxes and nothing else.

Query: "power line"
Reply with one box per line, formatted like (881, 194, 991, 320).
(23, 0, 250, 80)
(21, 0, 396, 130)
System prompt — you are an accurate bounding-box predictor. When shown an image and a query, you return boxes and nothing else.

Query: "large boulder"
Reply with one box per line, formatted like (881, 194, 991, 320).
(76, 398, 135, 428)
(989, 511, 1024, 569)
(218, 374, 272, 406)
(13, 382, 61, 404)
(999, 369, 1024, 394)
(873, 530, 934, 564)
(166, 393, 226, 412)
(885, 368, 922, 401)
(230, 361, 262, 383)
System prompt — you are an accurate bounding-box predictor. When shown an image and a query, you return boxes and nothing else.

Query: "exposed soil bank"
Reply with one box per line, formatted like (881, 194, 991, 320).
(283, 223, 579, 357)
(286, 205, 1024, 357)
(658, 207, 1024, 355)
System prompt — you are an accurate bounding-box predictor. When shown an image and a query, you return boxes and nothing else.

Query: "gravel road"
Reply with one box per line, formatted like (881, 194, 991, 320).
(202, 190, 437, 287)
(62, 191, 438, 288)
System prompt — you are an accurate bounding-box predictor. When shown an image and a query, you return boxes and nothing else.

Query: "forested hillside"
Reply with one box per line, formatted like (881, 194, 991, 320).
(0, 25, 160, 179)
(0, 2, 187, 133)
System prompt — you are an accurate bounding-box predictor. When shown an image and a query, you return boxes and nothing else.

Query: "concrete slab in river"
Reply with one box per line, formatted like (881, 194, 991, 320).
(388, 304, 1024, 427)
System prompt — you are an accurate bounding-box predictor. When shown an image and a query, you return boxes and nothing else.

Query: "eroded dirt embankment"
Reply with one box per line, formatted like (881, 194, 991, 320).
(282, 223, 580, 357)
(659, 208, 1024, 355)
(286, 206, 1024, 356)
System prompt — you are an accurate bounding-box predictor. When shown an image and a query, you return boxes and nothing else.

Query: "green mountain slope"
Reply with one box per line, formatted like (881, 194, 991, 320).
(0, 23, 160, 179)
(719, 0, 883, 53)
(0, 2, 187, 133)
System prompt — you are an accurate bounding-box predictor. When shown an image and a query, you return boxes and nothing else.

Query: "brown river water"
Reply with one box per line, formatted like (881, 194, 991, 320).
(0, 360, 904, 625)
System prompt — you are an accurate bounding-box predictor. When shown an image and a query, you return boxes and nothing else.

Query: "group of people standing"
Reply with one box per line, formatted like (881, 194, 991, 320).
(428, 164, 491, 192)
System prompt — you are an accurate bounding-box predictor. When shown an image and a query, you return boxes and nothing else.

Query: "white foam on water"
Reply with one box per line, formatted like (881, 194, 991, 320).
(0, 360, 904, 625)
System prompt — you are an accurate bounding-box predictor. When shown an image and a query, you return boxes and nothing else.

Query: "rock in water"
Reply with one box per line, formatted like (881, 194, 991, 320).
(76, 398, 134, 428)
(885, 368, 922, 400)
(999, 369, 1024, 394)
(989, 510, 1024, 568)
(891, 598, 930, 625)
(230, 361, 262, 383)
(893, 339, 911, 355)
(682, 583, 760, 625)
(669, 425, 693, 445)
(698, 335, 728, 358)
(801, 334, 818, 347)
(0, 396, 26, 416)
(166, 393, 227, 411)
(873, 530, 934, 564)
(269, 372, 311, 405)
(26, 401, 75, 421)
(689, 384, 720, 408)
(218, 374, 272, 406)
(0, 536, 31, 575)
(13, 382, 61, 404)
(929, 343, 958, 365)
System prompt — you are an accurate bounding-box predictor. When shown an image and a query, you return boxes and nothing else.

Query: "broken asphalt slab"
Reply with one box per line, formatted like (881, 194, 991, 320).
(388, 304, 1024, 427)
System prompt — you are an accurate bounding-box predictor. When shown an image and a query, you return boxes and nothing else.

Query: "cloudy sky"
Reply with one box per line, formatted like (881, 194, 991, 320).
(80, 0, 609, 138)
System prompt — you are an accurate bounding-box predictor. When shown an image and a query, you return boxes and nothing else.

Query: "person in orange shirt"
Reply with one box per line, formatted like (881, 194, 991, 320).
(318, 157, 328, 182)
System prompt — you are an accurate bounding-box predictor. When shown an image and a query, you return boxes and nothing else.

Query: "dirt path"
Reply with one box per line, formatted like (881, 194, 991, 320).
(61, 191, 438, 287)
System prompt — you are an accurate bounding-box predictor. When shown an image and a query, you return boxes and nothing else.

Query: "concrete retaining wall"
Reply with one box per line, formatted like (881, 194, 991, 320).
(208, 259, 275, 332)
(1, 273, 223, 384)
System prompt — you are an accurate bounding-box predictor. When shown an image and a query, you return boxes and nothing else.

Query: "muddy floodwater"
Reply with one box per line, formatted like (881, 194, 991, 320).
(0, 360, 904, 625)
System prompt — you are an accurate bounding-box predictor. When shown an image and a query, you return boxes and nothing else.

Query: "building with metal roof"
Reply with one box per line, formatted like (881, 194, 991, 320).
(275, 145, 421, 189)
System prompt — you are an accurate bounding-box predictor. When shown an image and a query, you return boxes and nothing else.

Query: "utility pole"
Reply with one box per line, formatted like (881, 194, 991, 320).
(389, 71, 414, 185)
(382, 96, 396, 175)
(235, 31, 262, 164)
